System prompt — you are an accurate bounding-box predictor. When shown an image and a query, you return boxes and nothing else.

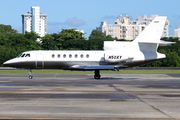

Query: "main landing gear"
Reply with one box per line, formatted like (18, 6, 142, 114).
(94, 70, 101, 79)
(28, 69, 33, 79)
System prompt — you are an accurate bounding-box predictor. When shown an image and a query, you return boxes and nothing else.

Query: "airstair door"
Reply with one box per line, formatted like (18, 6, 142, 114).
(36, 54, 44, 68)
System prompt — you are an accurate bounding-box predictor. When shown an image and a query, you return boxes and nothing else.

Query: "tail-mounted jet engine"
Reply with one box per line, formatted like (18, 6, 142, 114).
(104, 54, 128, 63)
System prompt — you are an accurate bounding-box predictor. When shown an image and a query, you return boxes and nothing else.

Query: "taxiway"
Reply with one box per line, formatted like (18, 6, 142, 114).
(0, 74, 180, 119)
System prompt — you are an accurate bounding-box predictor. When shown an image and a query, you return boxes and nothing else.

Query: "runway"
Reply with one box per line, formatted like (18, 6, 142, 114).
(0, 74, 180, 119)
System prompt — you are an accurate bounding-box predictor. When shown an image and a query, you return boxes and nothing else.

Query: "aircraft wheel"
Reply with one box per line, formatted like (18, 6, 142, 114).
(94, 75, 101, 79)
(29, 75, 33, 79)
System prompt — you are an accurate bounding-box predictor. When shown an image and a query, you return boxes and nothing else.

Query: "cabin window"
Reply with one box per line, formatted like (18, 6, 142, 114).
(69, 54, 72, 58)
(52, 54, 55, 58)
(75, 54, 78, 58)
(80, 54, 83, 58)
(63, 54, 66, 58)
(57, 54, 60, 58)
(21, 54, 25, 58)
(25, 54, 30, 57)
(86, 54, 89, 58)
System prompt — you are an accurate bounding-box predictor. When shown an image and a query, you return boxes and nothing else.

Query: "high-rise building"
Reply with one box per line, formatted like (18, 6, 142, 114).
(174, 29, 180, 38)
(22, 6, 47, 37)
(174, 23, 180, 38)
(96, 15, 169, 40)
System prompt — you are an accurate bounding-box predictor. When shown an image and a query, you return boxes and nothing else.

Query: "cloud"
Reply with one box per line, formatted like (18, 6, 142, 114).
(48, 22, 63, 26)
(65, 17, 85, 27)
(172, 15, 180, 19)
(48, 17, 85, 27)
(101, 15, 116, 20)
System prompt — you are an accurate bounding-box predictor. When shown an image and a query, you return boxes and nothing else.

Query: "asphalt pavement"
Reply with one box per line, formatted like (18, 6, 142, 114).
(0, 74, 180, 119)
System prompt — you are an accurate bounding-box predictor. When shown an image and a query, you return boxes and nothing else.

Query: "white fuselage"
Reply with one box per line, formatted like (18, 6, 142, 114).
(3, 41, 165, 70)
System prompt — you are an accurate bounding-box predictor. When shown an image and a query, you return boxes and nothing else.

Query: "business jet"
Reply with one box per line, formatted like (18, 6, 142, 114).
(3, 16, 174, 79)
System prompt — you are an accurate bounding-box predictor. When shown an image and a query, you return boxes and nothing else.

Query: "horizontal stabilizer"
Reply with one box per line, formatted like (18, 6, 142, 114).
(138, 40, 175, 46)
(159, 40, 175, 46)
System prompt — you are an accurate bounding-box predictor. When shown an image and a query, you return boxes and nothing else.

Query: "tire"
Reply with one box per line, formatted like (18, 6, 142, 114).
(29, 75, 33, 79)
(94, 75, 100, 79)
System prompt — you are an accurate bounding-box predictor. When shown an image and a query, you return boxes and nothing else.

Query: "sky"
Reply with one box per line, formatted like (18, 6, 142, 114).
(0, 0, 180, 39)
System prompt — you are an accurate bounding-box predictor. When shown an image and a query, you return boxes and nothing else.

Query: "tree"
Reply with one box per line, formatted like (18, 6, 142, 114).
(23, 31, 41, 50)
(41, 34, 58, 50)
(62, 39, 89, 50)
(41, 29, 86, 50)
(88, 39, 104, 50)
(0, 24, 18, 34)
(59, 29, 86, 40)
(105, 35, 114, 41)
(53, 33, 64, 50)
(89, 30, 105, 40)
(0, 32, 8, 46)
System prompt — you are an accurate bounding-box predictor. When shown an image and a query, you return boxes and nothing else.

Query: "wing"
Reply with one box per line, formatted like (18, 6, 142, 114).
(67, 65, 126, 70)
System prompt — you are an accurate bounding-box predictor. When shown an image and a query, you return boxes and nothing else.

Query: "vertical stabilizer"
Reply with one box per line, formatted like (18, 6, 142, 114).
(133, 16, 167, 43)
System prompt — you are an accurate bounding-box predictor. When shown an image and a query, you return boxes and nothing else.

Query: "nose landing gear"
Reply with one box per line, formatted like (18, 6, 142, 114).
(28, 69, 33, 79)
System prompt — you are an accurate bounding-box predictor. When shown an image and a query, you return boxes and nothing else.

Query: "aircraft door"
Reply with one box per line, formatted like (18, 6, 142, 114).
(36, 53, 44, 68)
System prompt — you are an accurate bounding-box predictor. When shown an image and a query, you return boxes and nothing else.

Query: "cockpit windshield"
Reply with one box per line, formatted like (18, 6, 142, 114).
(21, 54, 25, 57)
(17, 53, 30, 58)
(17, 53, 23, 58)
(25, 54, 30, 57)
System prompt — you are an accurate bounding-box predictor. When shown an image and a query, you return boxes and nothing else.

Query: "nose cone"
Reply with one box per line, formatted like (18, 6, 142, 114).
(3, 60, 10, 67)
(3, 59, 15, 67)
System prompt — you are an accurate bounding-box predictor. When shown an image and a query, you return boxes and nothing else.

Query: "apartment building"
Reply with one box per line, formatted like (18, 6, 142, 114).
(22, 6, 47, 37)
(96, 15, 169, 40)
(175, 28, 180, 38)
(174, 23, 180, 38)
